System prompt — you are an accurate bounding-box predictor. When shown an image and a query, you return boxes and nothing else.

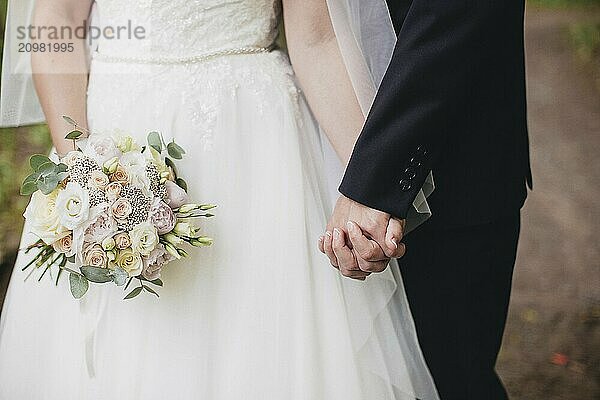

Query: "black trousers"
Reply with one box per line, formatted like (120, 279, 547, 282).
(400, 212, 521, 400)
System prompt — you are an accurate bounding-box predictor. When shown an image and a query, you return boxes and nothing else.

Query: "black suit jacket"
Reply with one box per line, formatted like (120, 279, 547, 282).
(339, 0, 532, 227)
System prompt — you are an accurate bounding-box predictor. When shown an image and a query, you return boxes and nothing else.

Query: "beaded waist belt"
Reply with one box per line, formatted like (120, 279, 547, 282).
(93, 46, 273, 65)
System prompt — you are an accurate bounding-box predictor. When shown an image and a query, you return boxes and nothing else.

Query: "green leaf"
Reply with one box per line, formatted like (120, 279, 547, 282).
(69, 273, 89, 299)
(167, 141, 185, 160)
(165, 157, 178, 177)
(62, 115, 77, 126)
(56, 163, 69, 173)
(142, 285, 160, 298)
(176, 178, 188, 192)
(124, 286, 143, 300)
(37, 177, 59, 195)
(65, 130, 84, 140)
(109, 267, 128, 286)
(147, 131, 162, 153)
(23, 172, 41, 185)
(30, 154, 51, 170)
(80, 266, 113, 283)
(66, 255, 76, 263)
(20, 181, 39, 196)
(37, 161, 57, 176)
(150, 278, 163, 287)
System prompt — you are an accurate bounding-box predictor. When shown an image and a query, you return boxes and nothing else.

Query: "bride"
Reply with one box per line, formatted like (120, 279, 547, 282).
(0, 0, 438, 399)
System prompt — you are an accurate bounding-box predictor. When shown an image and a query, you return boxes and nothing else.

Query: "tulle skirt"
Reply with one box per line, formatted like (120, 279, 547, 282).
(0, 50, 438, 400)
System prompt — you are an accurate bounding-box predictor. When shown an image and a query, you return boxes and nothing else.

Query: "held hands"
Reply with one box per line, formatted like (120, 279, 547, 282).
(318, 195, 407, 281)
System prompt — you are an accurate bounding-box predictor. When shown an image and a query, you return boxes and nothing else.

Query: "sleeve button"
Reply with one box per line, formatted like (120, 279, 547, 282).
(399, 180, 412, 191)
(404, 168, 417, 180)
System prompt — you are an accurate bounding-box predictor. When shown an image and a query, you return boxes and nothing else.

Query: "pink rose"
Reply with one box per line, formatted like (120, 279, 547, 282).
(113, 232, 132, 250)
(164, 180, 189, 209)
(149, 198, 176, 234)
(111, 197, 132, 221)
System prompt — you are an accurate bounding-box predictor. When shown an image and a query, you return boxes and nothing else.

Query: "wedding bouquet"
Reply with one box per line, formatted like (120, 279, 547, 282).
(20, 117, 215, 300)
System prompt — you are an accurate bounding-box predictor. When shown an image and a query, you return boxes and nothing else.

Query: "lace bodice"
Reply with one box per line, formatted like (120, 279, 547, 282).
(93, 0, 281, 58)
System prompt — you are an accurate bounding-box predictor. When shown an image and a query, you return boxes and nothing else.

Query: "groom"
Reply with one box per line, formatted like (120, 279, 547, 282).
(320, 1, 531, 399)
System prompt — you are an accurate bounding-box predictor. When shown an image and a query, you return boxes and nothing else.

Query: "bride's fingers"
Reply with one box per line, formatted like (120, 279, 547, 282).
(318, 235, 325, 254)
(323, 231, 339, 268)
(347, 221, 387, 262)
(332, 228, 370, 280)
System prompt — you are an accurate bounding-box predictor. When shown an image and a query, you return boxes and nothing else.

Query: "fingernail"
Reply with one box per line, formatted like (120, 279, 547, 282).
(388, 236, 398, 249)
(346, 221, 355, 232)
(318, 236, 324, 242)
(333, 228, 341, 240)
(326, 231, 332, 238)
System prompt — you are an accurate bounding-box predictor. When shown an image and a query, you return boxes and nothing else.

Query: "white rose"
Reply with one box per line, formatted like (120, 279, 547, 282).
(120, 152, 151, 193)
(83, 135, 121, 165)
(129, 221, 159, 256)
(55, 182, 91, 230)
(24, 190, 69, 245)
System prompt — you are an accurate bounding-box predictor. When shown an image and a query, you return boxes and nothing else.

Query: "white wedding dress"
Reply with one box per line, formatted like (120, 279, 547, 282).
(0, 1, 438, 399)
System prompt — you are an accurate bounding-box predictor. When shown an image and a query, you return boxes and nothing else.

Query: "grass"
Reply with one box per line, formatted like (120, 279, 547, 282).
(0, 126, 52, 262)
(529, 0, 600, 8)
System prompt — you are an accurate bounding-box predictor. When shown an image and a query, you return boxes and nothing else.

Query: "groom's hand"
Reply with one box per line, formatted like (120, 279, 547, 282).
(319, 196, 407, 279)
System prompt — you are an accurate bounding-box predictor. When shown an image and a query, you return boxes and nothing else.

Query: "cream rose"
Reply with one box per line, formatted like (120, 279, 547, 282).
(88, 170, 110, 190)
(114, 232, 132, 250)
(83, 244, 108, 268)
(60, 151, 83, 167)
(110, 165, 131, 185)
(111, 197, 132, 221)
(52, 234, 74, 256)
(55, 182, 91, 230)
(115, 248, 143, 277)
(129, 221, 159, 256)
(105, 182, 123, 202)
(23, 190, 69, 245)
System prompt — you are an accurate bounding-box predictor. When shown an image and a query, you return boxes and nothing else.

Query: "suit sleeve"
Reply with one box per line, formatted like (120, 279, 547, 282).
(339, 0, 504, 218)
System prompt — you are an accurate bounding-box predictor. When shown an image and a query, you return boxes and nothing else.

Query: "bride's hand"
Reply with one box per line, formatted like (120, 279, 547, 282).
(319, 195, 406, 279)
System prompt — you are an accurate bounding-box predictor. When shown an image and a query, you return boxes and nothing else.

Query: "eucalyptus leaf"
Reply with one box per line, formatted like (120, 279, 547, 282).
(66, 255, 76, 263)
(37, 161, 57, 177)
(109, 267, 128, 286)
(69, 273, 89, 299)
(176, 178, 188, 192)
(37, 177, 59, 195)
(65, 130, 84, 140)
(80, 266, 113, 284)
(124, 286, 143, 300)
(147, 131, 162, 153)
(57, 172, 70, 181)
(167, 141, 185, 160)
(62, 115, 77, 126)
(20, 181, 38, 196)
(30, 154, 51, 170)
(56, 163, 69, 173)
(23, 172, 41, 185)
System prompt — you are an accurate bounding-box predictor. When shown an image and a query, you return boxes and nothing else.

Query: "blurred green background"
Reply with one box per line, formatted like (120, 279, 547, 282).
(0, 1, 599, 399)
